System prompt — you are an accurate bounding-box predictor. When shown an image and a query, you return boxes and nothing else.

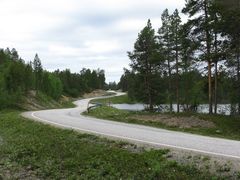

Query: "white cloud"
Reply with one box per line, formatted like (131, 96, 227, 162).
(115, 18, 147, 32)
(84, 40, 120, 53)
(0, 0, 186, 82)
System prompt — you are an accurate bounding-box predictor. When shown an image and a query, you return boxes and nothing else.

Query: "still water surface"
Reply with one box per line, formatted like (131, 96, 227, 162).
(111, 104, 232, 115)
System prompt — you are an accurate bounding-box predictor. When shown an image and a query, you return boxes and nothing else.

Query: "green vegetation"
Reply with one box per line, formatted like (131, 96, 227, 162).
(119, 0, 240, 115)
(0, 110, 216, 179)
(85, 106, 240, 141)
(0, 49, 106, 110)
(27, 91, 75, 110)
(58, 68, 106, 97)
(102, 91, 117, 96)
(0, 0, 240, 177)
(91, 94, 136, 104)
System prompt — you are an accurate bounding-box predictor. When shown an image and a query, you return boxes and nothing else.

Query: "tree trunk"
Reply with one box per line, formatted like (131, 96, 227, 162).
(147, 77, 153, 111)
(167, 59, 173, 112)
(208, 61, 213, 114)
(176, 40, 179, 113)
(176, 53, 179, 113)
(214, 31, 218, 114)
(214, 61, 218, 114)
(149, 92, 153, 111)
(237, 48, 240, 114)
(204, 0, 213, 114)
(144, 74, 153, 111)
(185, 68, 189, 111)
(145, 60, 153, 111)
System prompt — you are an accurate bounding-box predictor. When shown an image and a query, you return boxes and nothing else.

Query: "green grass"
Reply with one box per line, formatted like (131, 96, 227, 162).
(102, 92, 117, 96)
(59, 99, 76, 108)
(36, 92, 76, 109)
(91, 94, 136, 104)
(0, 110, 216, 179)
(85, 106, 240, 141)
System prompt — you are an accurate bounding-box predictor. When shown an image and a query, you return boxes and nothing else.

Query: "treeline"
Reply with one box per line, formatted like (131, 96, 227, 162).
(0, 48, 106, 109)
(118, 0, 240, 114)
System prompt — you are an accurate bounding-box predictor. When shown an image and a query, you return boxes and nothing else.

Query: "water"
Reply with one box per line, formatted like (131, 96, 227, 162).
(111, 104, 146, 111)
(111, 103, 232, 115)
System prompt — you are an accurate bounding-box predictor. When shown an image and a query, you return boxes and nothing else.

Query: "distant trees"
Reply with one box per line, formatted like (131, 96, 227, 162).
(118, 68, 131, 92)
(118, 69, 140, 101)
(107, 81, 118, 90)
(33, 54, 43, 91)
(42, 72, 63, 99)
(96, 69, 106, 89)
(57, 68, 106, 97)
(0, 48, 106, 110)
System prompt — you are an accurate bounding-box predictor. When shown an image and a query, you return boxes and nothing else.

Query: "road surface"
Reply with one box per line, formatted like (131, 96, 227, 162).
(22, 92, 240, 160)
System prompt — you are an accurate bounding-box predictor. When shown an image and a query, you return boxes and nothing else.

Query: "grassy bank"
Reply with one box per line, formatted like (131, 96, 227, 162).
(91, 94, 136, 104)
(18, 91, 76, 111)
(85, 106, 240, 141)
(0, 110, 216, 179)
(23, 89, 115, 110)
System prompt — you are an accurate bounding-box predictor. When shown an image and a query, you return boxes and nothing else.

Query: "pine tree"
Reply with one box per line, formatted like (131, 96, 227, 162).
(209, 3, 225, 114)
(170, 9, 182, 113)
(24, 62, 34, 92)
(97, 69, 105, 89)
(128, 19, 159, 111)
(10, 48, 19, 61)
(216, 0, 240, 114)
(179, 22, 198, 110)
(33, 54, 43, 91)
(182, 0, 215, 114)
(158, 9, 174, 112)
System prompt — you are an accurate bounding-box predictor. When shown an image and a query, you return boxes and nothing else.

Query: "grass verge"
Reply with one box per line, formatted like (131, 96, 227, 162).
(0, 110, 216, 179)
(36, 92, 76, 109)
(20, 91, 76, 111)
(85, 106, 240, 141)
(91, 94, 136, 104)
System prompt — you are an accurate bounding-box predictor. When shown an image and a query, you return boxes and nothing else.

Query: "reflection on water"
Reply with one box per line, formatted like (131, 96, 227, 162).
(111, 104, 146, 111)
(111, 104, 232, 115)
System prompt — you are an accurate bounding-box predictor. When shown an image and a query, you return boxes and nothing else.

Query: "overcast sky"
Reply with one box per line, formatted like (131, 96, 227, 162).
(0, 0, 186, 82)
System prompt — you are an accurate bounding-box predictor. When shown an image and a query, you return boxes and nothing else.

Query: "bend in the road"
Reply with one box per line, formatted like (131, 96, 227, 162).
(22, 91, 240, 160)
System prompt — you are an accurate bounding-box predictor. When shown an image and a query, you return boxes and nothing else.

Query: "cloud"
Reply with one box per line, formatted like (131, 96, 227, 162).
(0, 0, 186, 82)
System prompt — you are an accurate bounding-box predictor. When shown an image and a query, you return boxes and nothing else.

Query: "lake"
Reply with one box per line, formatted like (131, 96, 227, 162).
(111, 104, 232, 115)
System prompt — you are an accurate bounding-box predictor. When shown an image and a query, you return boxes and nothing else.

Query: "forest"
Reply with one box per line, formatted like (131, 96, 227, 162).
(0, 48, 106, 109)
(118, 0, 240, 115)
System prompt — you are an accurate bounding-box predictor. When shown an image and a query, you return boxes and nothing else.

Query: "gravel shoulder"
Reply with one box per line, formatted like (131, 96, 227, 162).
(130, 114, 216, 129)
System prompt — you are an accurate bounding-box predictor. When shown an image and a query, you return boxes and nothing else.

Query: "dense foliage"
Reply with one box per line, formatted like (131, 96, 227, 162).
(119, 0, 240, 114)
(0, 49, 106, 109)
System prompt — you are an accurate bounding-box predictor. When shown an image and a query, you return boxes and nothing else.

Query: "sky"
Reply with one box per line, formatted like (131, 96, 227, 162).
(0, 0, 186, 83)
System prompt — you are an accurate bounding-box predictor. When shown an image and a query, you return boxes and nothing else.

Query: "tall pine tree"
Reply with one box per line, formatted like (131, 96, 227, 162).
(158, 9, 174, 112)
(128, 20, 159, 111)
(33, 53, 43, 91)
(170, 9, 182, 113)
(182, 0, 214, 114)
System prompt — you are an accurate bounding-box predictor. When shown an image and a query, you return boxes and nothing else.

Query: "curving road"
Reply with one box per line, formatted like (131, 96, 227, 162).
(22, 92, 240, 160)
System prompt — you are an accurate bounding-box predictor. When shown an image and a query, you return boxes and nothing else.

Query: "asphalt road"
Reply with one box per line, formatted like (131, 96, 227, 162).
(22, 92, 240, 160)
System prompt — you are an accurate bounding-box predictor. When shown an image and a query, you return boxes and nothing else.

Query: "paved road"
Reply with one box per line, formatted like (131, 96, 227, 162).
(22, 92, 240, 160)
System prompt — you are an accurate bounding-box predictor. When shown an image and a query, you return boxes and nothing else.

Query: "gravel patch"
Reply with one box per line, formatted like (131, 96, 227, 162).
(130, 114, 216, 128)
(83, 89, 107, 98)
(164, 149, 240, 179)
